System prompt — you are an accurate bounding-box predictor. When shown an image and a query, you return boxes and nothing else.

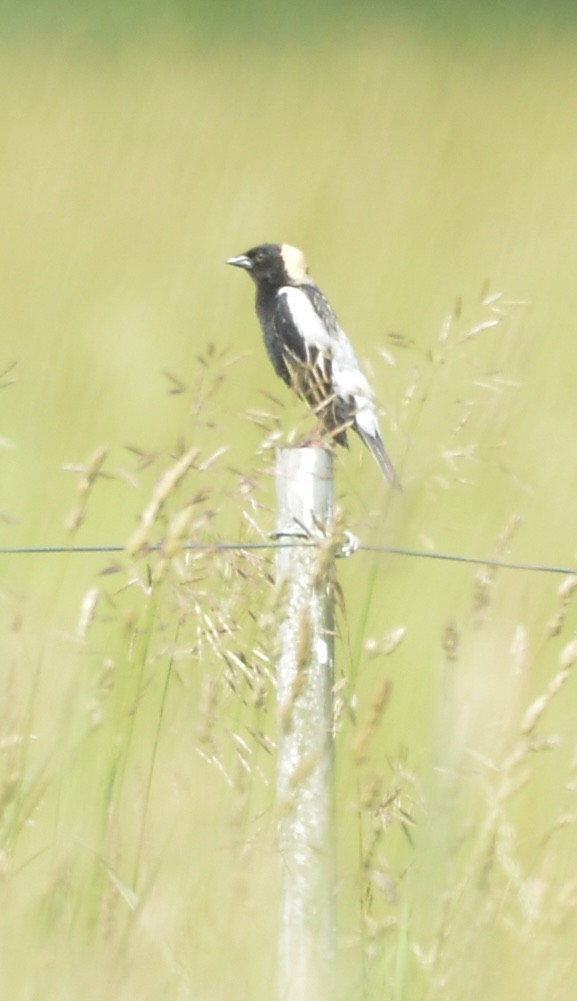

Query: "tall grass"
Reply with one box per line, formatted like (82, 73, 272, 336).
(1, 18, 577, 999)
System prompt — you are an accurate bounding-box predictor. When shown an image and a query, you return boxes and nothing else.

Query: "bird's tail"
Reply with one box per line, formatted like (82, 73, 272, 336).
(357, 428, 402, 491)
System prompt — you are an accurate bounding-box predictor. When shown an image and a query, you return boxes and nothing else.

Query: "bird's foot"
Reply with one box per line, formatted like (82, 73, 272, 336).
(294, 420, 340, 450)
(295, 430, 335, 450)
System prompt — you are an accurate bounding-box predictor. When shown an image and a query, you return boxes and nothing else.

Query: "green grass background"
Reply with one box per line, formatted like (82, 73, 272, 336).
(1, 4, 577, 998)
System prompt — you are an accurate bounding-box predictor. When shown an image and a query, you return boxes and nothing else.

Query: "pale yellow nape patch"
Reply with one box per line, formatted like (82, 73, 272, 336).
(280, 244, 310, 284)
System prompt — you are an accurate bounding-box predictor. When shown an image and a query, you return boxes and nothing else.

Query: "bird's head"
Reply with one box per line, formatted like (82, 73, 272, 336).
(227, 243, 310, 288)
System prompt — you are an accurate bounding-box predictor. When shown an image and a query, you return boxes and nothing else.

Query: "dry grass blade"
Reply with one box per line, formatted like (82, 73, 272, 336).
(64, 445, 110, 533)
(126, 447, 199, 554)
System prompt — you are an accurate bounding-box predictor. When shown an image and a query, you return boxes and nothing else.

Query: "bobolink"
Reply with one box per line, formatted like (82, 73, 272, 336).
(227, 242, 401, 489)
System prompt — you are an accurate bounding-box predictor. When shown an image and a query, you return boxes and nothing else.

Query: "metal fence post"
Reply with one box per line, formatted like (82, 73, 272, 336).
(275, 447, 336, 1001)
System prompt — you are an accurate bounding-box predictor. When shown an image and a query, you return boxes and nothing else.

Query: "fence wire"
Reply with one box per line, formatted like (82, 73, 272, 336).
(0, 541, 574, 576)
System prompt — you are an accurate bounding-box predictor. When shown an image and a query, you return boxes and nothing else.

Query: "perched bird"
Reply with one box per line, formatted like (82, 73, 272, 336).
(227, 242, 401, 489)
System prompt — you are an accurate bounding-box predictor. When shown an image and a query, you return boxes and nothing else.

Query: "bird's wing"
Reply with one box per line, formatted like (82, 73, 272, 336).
(276, 287, 335, 417)
(276, 286, 400, 484)
(292, 285, 375, 408)
(277, 286, 334, 357)
(277, 286, 379, 438)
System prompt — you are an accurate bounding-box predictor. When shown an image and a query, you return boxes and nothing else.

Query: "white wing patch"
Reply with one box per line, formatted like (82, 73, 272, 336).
(279, 287, 334, 353)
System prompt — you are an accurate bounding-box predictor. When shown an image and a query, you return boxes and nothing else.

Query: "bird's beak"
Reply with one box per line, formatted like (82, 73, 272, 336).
(226, 254, 252, 270)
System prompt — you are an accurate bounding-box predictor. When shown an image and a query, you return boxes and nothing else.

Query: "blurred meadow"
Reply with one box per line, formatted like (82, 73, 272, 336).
(2, 1, 577, 997)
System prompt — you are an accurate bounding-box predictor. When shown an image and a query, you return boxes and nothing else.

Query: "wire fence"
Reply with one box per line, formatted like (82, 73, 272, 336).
(0, 541, 574, 575)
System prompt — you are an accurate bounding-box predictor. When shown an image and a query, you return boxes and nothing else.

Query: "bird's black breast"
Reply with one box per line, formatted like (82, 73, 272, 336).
(255, 283, 300, 385)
